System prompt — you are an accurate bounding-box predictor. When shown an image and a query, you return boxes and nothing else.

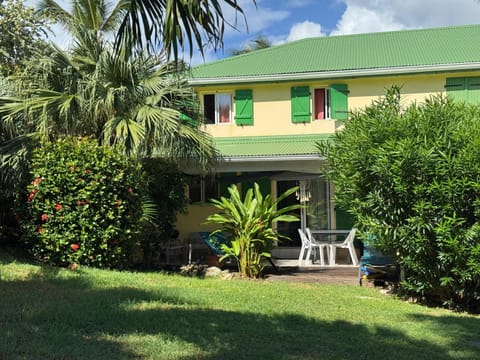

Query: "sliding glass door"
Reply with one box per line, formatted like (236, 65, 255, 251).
(305, 177, 330, 231)
(276, 176, 331, 247)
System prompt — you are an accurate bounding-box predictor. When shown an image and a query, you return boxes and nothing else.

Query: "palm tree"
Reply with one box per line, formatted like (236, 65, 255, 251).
(1, 0, 216, 165)
(229, 35, 271, 56)
(117, 0, 256, 59)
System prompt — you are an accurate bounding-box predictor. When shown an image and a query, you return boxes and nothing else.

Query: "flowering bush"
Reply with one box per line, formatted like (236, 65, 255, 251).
(18, 137, 147, 268)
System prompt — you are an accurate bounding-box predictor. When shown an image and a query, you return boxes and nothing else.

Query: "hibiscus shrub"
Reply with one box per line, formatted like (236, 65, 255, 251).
(18, 137, 147, 268)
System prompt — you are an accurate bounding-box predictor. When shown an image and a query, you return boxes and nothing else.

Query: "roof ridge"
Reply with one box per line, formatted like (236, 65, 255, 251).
(324, 22, 480, 40)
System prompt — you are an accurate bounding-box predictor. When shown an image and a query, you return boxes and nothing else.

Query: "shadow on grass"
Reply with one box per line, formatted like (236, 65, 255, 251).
(1, 266, 479, 360)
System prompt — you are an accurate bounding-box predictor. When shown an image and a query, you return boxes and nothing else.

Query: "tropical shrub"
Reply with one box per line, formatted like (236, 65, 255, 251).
(205, 183, 300, 278)
(17, 137, 147, 268)
(140, 158, 188, 267)
(320, 87, 480, 312)
(0, 75, 22, 245)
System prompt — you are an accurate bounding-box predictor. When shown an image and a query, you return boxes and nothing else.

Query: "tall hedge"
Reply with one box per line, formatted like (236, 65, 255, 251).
(320, 87, 480, 312)
(18, 137, 147, 268)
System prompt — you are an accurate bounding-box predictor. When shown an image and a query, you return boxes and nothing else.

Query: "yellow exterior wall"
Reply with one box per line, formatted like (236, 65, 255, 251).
(175, 204, 219, 240)
(175, 177, 275, 239)
(196, 71, 480, 139)
(182, 70, 480, 237)
(197, 83, 341, 138)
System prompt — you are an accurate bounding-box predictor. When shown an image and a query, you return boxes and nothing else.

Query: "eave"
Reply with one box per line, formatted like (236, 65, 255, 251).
(182, 154, 325, 175)
(189, 62, 480, 86)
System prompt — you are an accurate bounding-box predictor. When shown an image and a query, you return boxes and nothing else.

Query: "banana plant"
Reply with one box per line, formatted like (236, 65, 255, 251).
(205, 183, 301, 278)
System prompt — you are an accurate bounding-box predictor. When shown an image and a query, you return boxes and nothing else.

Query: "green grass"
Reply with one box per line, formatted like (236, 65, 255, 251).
(1, 253, 479, 360)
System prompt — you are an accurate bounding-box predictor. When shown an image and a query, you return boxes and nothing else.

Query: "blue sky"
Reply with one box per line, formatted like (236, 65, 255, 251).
(195, 0, 480, 64)
(28, 0, 480, 65)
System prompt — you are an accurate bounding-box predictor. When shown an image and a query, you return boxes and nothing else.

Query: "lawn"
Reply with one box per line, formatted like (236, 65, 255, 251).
(1, 253, 479, 360)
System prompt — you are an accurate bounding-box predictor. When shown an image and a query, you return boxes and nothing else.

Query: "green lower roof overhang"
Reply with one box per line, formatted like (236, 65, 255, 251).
(213, 134, 330, 159)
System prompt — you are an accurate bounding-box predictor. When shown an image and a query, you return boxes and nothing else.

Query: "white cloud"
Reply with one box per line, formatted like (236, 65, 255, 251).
(285, 0, 317, 7)
(331, 0, 480, 36)
(185, 47, 222, 67)
(330, 5, 405, 35)
(287, 21, 325, 42)
(222, 0, 290, 37)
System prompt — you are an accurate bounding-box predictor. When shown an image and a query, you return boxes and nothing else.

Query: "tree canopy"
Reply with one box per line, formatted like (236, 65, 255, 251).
(1, 0, 216, 166)
(0, 0, 50, 76)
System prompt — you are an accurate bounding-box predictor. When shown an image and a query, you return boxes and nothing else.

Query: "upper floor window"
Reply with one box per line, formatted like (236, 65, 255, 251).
(203, 93, 232, 124)
(291, 84, 349, 123)
(314, 88, 330, 120)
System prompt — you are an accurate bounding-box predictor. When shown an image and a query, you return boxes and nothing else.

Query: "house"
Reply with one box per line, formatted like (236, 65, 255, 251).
(175, 24, 480, 259)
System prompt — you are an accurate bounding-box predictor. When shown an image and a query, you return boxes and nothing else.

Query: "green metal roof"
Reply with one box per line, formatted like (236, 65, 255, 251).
(191, 24, 480, 84)
(213, 134, 330, 158)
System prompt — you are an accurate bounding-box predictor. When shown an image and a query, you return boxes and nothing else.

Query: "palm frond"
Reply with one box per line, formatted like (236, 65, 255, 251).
(117, 0, 255, 59)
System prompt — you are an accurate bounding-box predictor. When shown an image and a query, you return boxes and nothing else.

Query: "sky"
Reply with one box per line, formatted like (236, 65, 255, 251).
(27, 0, 480, 65)
(193, 0, 480, 65)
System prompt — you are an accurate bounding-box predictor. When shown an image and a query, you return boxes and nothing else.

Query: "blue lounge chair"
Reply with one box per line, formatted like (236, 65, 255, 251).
(197, 231, 279, 272)
(358, 235, 399, 286)
(198, 232, 231, 255)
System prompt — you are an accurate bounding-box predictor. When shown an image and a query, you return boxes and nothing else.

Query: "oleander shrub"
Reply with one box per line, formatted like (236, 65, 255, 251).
(17, 137, 147, 268)
(320, 87, 480, 312)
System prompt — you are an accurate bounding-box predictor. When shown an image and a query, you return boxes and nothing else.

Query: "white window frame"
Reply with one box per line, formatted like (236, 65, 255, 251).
(203, 93, 233, 125)
(189, 175, 218, 203)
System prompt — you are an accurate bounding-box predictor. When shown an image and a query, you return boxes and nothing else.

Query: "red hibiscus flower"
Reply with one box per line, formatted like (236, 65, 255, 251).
(70, 244, 80, 251)
(32, 176, 44, 187)
(55, 203, 63, 211)
(127, 187, 133, 193)
(27, 190, 37, 202)
(41, 213, 48, 222)
(38, 227, 44, 234)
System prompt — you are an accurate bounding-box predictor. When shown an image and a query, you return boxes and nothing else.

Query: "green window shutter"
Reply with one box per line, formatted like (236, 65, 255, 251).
(466, 77, 480, 104)
(235, 89, 253, 125)
(445, 77, 466, 102)
(179, 113, 198, 127)
(330, 84, 349, 120)
(291, 86, 311, 123)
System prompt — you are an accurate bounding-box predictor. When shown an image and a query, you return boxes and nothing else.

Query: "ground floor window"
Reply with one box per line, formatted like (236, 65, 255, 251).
(188, 173, 262, 203)
(188, 175, 218, 203)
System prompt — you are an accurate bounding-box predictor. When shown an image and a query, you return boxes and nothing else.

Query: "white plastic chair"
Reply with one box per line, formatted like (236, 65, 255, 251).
(305, 228, 330, 266)
(298, 228, 326, 266)
(329, 228, 358, 266)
